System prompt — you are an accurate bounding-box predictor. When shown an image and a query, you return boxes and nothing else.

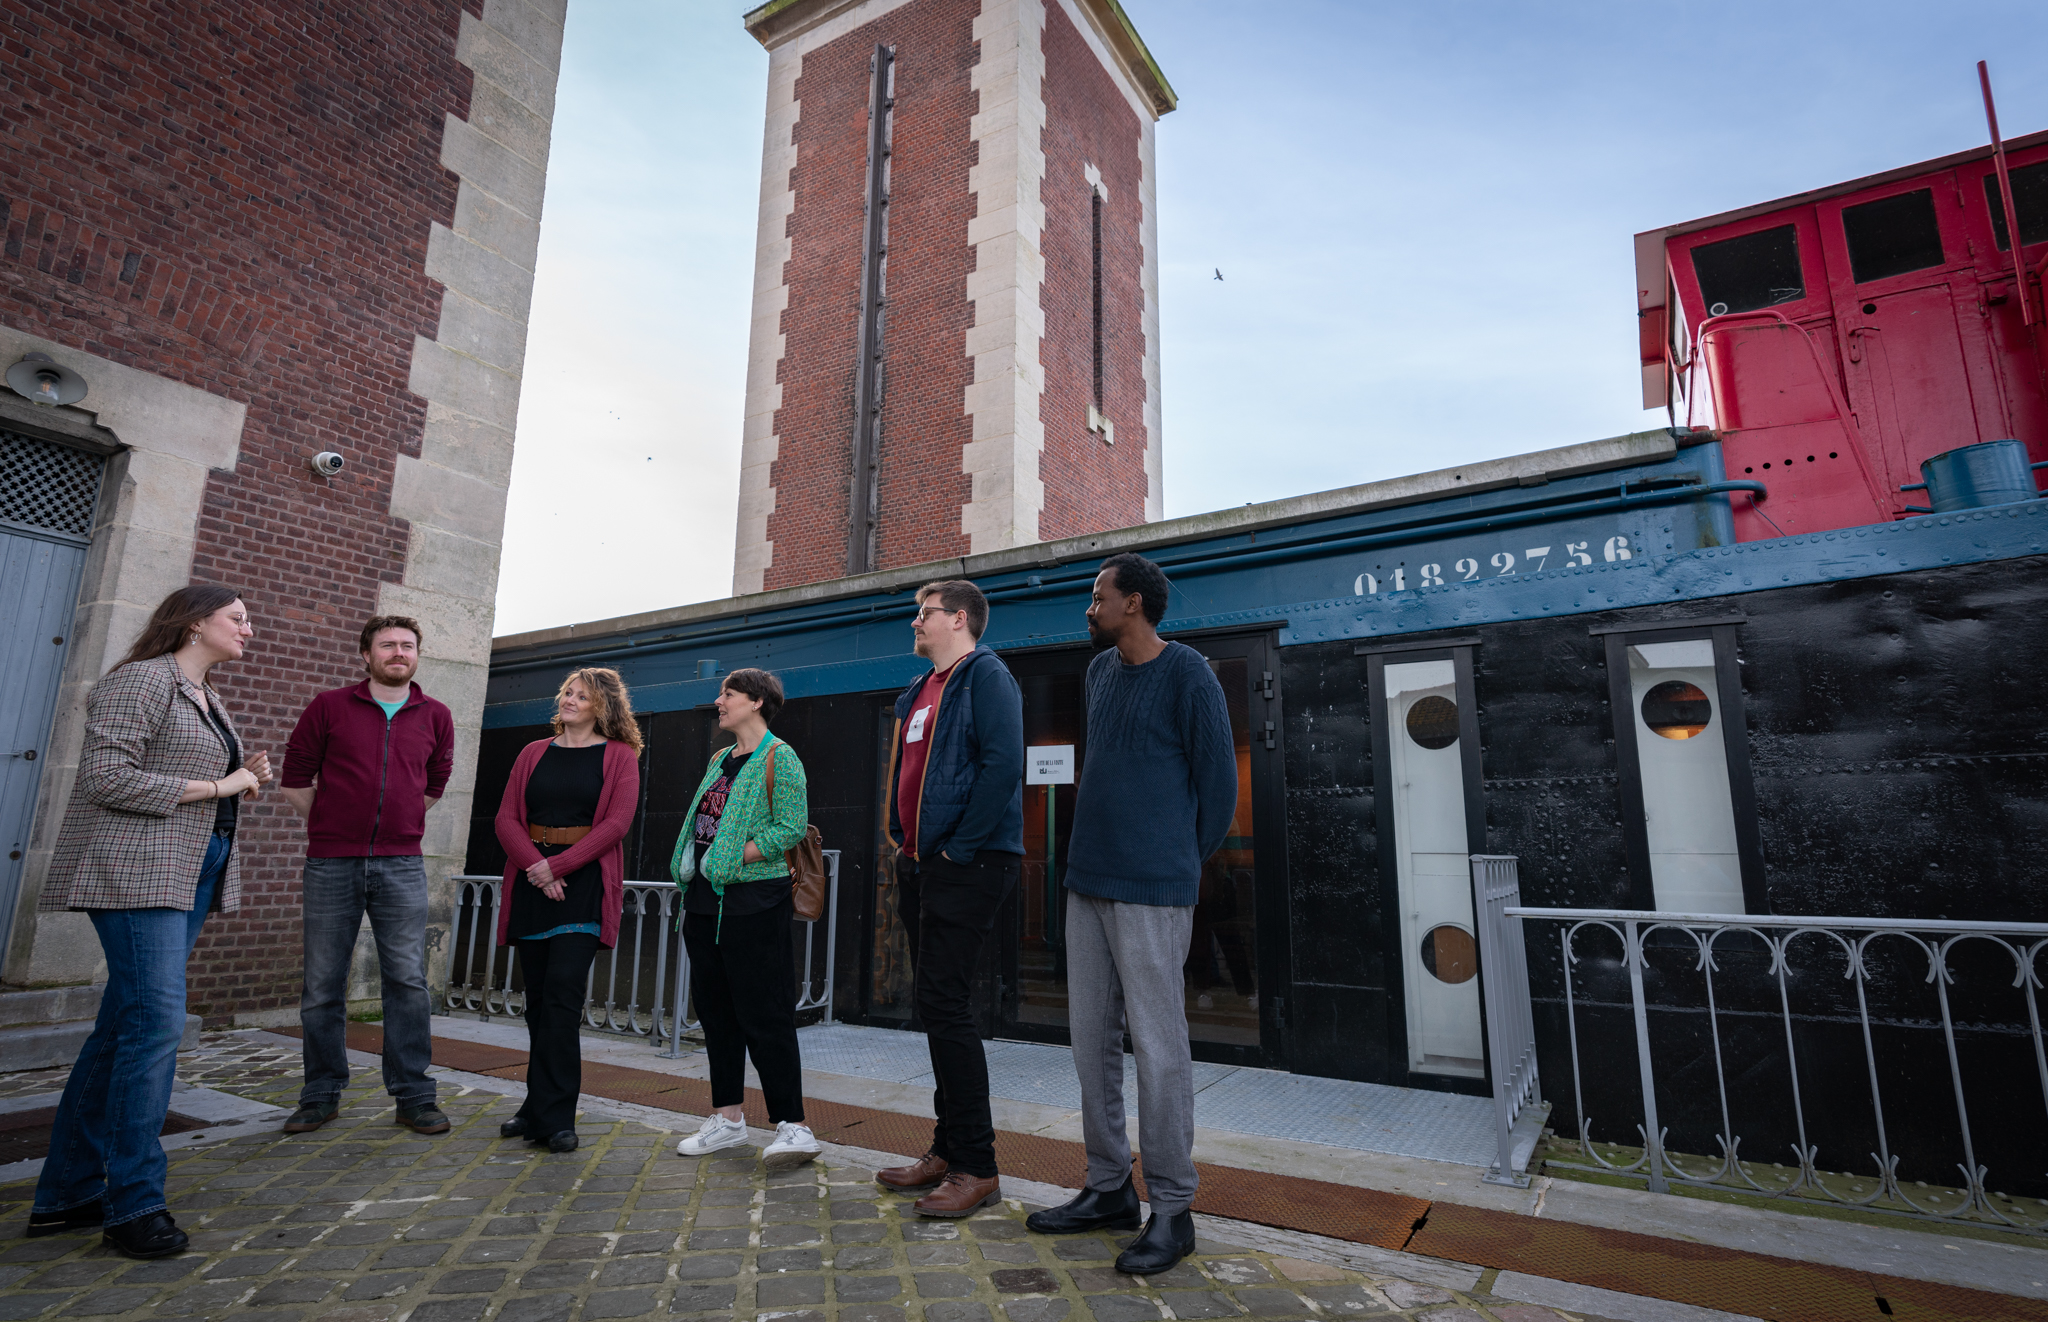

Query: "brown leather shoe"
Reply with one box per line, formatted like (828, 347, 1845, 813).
(913, 1170, 1000, 1218)
(876, 1151, 949, 1192)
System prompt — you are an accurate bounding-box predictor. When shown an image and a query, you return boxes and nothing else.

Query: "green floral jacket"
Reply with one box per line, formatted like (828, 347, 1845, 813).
(669, 733, 810, 927)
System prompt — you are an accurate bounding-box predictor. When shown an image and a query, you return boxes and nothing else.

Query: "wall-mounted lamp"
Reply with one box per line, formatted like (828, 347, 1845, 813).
(5, 352, 88, 407)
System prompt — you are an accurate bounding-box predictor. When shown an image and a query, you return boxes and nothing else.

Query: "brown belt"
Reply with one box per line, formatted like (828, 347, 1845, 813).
(529, 824, 591, 846)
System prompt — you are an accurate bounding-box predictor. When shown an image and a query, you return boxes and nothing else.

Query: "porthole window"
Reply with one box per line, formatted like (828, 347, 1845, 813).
(1406, 695, 1459, 749)
(1642, 680, 1712, 739)
(1419, 925, 1478, 984)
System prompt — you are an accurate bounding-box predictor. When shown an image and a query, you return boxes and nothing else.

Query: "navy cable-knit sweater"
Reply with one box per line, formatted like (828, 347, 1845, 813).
(1064, 641, 1239, 906)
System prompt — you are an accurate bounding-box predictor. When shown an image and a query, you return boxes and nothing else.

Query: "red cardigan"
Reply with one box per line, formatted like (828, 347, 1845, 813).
(493, 737, 641, 949)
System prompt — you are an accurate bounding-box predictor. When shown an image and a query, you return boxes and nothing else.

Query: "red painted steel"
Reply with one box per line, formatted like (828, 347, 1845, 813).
(1640, 110, 2048, 540)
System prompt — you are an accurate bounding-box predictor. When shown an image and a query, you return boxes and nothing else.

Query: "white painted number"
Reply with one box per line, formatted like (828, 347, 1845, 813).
(1566, 542, 1592, 566)
(1455, 558, 1479, 581)
(1420, 564, 1444, 587)
(1604, 535, 1632, 562)
(1352, 530, 1637, 596)
(1491, 551, 1516, 574)
(1525, 546, 1551, 571)
(1393, 567, 1406, 591)
(1354, 572, 1378, 596)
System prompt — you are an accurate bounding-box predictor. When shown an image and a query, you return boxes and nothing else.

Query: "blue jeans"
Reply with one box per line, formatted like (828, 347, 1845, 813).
(299, 855, 435, 1109)
(34, 832, 227, 1227)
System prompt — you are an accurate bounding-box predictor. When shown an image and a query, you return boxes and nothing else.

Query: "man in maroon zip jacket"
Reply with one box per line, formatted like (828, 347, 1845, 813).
(279, 616, 455, 1135)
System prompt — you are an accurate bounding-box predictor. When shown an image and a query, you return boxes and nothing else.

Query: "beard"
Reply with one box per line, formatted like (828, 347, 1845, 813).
(1086, 618, 1114, 650)
(372, 657, 417, 686)
(912, 633, 932, 657)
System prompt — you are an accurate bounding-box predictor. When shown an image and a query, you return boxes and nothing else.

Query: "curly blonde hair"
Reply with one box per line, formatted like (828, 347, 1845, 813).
(552, 667, 644, 753)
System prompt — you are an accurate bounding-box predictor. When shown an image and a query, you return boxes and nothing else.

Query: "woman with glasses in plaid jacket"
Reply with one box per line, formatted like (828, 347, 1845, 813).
(28, 585, 273, 1260)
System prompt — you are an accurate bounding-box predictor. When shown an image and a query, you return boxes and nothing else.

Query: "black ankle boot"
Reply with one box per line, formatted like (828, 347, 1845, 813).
(26, 1198, 102, 1237)
(1025, 1174, 1142, 1234)
(1114, 1209, 1194, 1276)
(103, 1211, 188, 1260)
(546, 1130, 579, 1154)
(499, 1116, 531, 1139)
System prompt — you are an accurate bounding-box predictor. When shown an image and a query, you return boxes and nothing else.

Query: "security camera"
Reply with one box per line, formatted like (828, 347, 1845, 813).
(310, 451, 345, 478)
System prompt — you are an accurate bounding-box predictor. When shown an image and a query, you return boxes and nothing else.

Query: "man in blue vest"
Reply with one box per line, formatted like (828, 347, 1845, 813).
(872, 579, 1025, 1217)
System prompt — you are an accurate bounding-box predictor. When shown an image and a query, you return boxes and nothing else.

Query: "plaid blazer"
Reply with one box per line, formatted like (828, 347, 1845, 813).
(40, 655, 247, 913)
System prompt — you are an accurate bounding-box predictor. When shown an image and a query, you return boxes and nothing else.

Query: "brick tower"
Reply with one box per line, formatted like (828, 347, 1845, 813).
(735, 0, 1174, 594)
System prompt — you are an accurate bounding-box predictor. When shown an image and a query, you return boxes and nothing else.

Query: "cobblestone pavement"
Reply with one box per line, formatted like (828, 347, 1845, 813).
(0, 1039, 1590, 1322)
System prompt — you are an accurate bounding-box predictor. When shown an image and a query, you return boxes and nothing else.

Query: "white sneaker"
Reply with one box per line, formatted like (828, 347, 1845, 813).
(676, 1114, 751, 1157)
(762, 1120, 822, 1170)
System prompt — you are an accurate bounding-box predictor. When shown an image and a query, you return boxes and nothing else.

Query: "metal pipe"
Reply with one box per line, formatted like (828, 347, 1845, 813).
(1508, 907, 2048, 934)
(1981, 60, 2036, 327)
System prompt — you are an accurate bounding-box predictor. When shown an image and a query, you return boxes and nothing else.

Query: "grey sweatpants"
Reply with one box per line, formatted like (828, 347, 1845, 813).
(1065, 891, 1197, 1215)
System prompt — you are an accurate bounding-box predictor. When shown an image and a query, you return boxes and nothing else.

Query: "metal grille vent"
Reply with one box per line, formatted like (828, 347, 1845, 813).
(0, 429, 105, 538)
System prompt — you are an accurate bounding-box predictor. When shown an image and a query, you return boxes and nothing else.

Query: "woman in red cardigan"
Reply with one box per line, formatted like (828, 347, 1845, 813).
(492, 667, 643, 1153)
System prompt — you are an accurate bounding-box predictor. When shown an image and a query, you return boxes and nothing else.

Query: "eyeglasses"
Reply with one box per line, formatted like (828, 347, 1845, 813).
(912, 605, 964, 623)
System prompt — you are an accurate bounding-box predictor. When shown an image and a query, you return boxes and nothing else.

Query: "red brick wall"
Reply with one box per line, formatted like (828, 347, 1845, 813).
(0, 0, 479, 1022)
(1036, 0, 1148, 541)
(765, 0, 981, 590)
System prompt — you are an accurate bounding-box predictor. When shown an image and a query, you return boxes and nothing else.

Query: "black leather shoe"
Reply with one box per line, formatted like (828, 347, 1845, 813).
(499, 1116, 532, 1139)
(282, 1098, 340, 1133)
(26, 1199, 102, 1237)
(1114, 1209, 1195, 1276)
(102, 1211, 188, 1260)
(1025, 1173, 1142, 1234)
(546, 1130, 579, 1154)
(394, 1103, 450, 1135)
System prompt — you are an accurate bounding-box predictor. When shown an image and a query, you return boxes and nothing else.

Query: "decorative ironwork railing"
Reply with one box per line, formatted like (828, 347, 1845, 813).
(1472, 856, 1542, 1188)
(442, 853, 840, 1060)
(1505, 905, 2048, 1233)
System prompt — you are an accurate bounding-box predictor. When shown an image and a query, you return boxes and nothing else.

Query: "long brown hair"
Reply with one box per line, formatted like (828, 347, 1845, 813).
(114, 584, 244, 671)
(551, 667, 644, 753)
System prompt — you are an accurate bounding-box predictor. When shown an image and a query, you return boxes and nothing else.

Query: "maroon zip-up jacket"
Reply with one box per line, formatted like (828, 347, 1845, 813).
(283, 681, 455, 858)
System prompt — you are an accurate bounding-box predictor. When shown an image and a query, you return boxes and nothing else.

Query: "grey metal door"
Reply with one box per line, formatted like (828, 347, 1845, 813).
(0, 428, 105, 960)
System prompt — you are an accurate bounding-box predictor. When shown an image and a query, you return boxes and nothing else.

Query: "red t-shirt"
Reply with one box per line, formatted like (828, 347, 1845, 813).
(895, 660, 959, 859)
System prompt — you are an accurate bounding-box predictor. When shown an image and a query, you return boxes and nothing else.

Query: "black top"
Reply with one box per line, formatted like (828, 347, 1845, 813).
(206, 704, 240, 836)
(685, 748, 792, 917)
(509, 741, 607, 940)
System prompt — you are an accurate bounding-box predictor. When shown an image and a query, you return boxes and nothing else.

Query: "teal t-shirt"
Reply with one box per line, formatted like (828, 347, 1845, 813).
(377, 698, 405, 720)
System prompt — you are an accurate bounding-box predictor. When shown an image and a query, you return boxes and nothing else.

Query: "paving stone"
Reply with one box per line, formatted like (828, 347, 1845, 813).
(1269, 1258, 1346, 1283)
(1004, 1302, 1072, 1322)
(586, 1289, 663, 1320)
(560, 1212, 626, 1233)
(24, 1264, 108, 1288)
(758, 1274, 826, 1306)
(916, 1272, 976, 1299)
(839, 1308, 907, 1322)
(1082, 1296, 1161, 1322)
(205, 1253, 290, 1278)
(689, 1229, 749, 1250)
(251, 1277, 341, 1304)
(411, 1302, 489, 1322)
(765, 1185, 820, 1203)
(344, 1271, 422, 1300)
(1232, 1289, 1311, 1316)
(692, 1207, 751, 1228)
(578, 1193, 632, 1210)
(521, 1262, 596, 1290)
(831, 1200, 880, 1220)
(57, 1288, 156, 1316)
(115, 1260, 200, 1284)
(501, 1292, 576, 1322)
(1, 1245, 70, 1264)
(431, 1269, 507, 1293)
(926, 1305, 995, 1322)
(1411, 1311, 1486, 1322)
(1205, 1260, 1274, 1286)
(835, 1274, 903, 1302)
(835, 1246, 895, 1271)
(0, 1270, 27, 1292)
(909, 1243, 969, 1266)
(617, 1232, 680, 1255)
(403, 1218, 472, 1241)
(1143, 1263, 1210, 1289)
(484, 1215, 541, 1235)
(1071, 1269, 1143, 1293)
(832, 1222, 886, 1244)
(150, 1281, 248, 1315)
(1303, 1285, 1384, 1314)
(599, 1257, 669, 1287)
(459, 1239, 531, 1262)
(246, 1225, 327, 1250)
(991, 1267, 1060, 1294)
(970, 1220, 1027, 1240)
(760, 1249, 822, 1273)
(902, 1222, 959, 1242)
(1053, 1238, 1116, 1261)
(377, 1243, 449, 1268)
(298, 1248, 372, 1271)
(674, 1254, 743, 1280)
(669, 1282, 737, 1313)
(0, 1292, 67, 1320)
(1159, 1292, 1239, 1319)
(761, 1224, 822, 1247)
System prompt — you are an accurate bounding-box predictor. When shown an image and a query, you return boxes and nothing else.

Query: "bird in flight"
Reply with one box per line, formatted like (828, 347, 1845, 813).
(1213, 268, 1224, 281)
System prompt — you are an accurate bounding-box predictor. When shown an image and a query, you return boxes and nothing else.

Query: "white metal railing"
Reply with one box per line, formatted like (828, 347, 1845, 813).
(442, 850, 839, 1059)
(1471, 856, 1541, 1187)
(1505, 904, 2048, 1233)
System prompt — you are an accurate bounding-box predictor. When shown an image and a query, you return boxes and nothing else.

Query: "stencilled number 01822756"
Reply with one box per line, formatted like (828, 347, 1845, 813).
(1352, 534, 1632, 595)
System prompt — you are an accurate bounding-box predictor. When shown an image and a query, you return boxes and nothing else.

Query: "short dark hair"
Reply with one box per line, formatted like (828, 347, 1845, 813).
(359, 615, 423, 654)
(916, 579, 989, 639)
(721, 667, 785, 724)
(1099, 553, 1169, 625)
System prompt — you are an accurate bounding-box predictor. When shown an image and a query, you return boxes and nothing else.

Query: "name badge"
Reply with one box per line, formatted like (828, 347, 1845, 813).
(906, 707, 931, 743)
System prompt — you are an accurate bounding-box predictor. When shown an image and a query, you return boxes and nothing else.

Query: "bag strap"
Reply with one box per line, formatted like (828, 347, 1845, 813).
(763, 740, 777, 815)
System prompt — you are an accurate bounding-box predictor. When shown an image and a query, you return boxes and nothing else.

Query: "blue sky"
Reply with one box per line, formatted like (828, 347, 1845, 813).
(493, 0, 2048, 636)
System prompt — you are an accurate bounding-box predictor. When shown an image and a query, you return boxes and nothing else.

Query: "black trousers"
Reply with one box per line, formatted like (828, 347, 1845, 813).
(683, 902, 805, 1123)
(514, 932, 602, 1136)
(897, 851, 1020, 1178)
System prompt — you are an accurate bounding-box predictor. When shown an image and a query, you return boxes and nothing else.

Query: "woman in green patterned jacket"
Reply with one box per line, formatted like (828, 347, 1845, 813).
(670, 667, 821, 1168)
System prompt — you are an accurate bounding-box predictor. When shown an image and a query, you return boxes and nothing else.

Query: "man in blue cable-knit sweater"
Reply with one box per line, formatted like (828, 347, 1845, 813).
(1025, 552, 1237, 1276)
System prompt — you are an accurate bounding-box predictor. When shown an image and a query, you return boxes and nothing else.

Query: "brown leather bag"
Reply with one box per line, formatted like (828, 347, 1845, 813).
(764, 743, 828, 921)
